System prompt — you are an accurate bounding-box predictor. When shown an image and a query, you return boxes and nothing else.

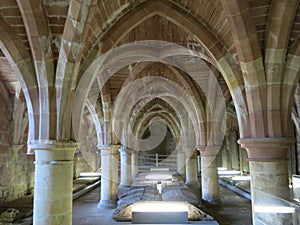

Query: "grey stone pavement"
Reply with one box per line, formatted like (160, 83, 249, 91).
(0, 175, 252, 225)
(72, 185, 252, 225)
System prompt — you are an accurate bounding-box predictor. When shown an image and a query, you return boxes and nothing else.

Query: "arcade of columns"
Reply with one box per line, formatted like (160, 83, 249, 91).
(0, 1, 300, 225)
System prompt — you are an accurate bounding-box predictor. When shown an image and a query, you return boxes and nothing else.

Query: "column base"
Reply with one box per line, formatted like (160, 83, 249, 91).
(97, 200, 118, 209)
(202, 196, 221, 205)
(186, 182, 200, 199)
(176, 173, 186, 181)
(185, 181, 200, 187)
(118, 183, 132, 189)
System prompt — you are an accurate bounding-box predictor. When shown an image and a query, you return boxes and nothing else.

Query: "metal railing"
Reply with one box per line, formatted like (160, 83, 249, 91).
(138, 152, 177, 172)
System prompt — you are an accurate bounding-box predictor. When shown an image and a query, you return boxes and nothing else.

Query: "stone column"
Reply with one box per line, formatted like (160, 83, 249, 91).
(199, 146, 220, 204)
(239, 138, 294, 225)
(297, 140, 300, 174)
(131, 150, 139, 178)
(177, 147, 186, 178)
(29, 141, 77, 225)
(185, 148, 199, 186)
(98, 145, 119, 208)
(119, 147, 132, 188)
(95, 149, 101, 172)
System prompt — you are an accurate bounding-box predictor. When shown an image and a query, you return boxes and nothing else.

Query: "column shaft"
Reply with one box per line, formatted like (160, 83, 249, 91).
(185, 149, 199, 186)
(199, 146, 220, 204)
(131, 151, 139, 178)
(177, 150, 186, 178)
(119, 147, 132, 187)
(201, 156, 220, 203)
(98, 145, 119, 208)
(29, 141, 77, 225)
(239, 138, 294, 225)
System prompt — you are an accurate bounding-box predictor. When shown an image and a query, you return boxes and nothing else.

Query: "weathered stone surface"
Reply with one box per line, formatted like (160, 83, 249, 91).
(0, 208, 20, 223)
(1, 1, 300, 225)
(113, 185, 212, 222)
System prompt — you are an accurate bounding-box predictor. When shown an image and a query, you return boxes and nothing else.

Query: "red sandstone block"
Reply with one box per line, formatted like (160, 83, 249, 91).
(0, 7, 20, 17)
(0, 120, 10, 132)
(0, 132, 9, 144)
(0, 176, 10, 185)
(45, 4, 68, 16)
(0, 144, 9, 153)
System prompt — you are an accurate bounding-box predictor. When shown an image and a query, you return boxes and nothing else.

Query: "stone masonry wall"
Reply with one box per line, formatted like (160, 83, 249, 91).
(0, 95, 34, 203)
(73, 151, 95, 178)
(0, 91, 13, 203)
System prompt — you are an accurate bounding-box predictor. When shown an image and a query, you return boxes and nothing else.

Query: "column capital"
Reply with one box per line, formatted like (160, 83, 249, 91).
(197, 145, 220, 157)
(28, 140, 78, 150)
(182, 146, 197, 158)
(175, 146, 183, 152)
(28, 140, 78, 161)
(32, 141, 76, 225)
(11, 144, 24, 152)
(97, 144, 121, 155)
(131, 149, 139, 154)
(238, 137, 295, 161)
(119, 147, 134, 155)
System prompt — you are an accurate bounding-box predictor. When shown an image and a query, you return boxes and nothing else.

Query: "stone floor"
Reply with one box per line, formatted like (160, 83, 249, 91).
(73, 187, 120, 225)
(72, 185, 252, 225)
(201, 186, 252, 225)
(0, 174, 252, 225)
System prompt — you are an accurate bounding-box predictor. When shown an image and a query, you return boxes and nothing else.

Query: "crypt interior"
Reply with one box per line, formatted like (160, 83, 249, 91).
(1, 0, 300, 224)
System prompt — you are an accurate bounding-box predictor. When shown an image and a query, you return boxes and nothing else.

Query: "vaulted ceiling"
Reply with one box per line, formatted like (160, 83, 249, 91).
(0, 0, 299, 142)
(1, 0, 295, 96)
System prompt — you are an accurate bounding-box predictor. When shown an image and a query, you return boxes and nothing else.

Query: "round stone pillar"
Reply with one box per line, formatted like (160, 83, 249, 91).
(239, 138, 294, 225)
(185, 148, 199, 186)
(131, 150, 139, 178)
(119, 147, 132, 188)
(29, 141, 77, 225)
(199, 145, 220, 204)
(98, 145, 119, 208)
(177, 147, 186, 178)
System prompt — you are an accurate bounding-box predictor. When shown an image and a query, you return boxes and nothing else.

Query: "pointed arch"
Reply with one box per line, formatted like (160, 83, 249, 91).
(17, 0, 55, 139)
(81, 0, 248, 137)
(221, 0, 266, 137)
(0, 15, 39, 141)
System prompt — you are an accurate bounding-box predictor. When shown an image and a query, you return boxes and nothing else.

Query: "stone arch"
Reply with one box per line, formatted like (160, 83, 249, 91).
(221, 0, 265, 137)
(264, 0, 298, 137)
(0, 78, 12, 150)
(138, 115, 180, 160)
(84, 0, 248, 137)
(121, 62, 205, 138)
(99, 81, 113, 145)
(283, 30, 300, 135)
(73, 41, 227, 151)
(123, 62, 205, 115)
(85, 99, 103, 146)
(100, 0, 226, 60)
(55, 0, 97, 140)
(0, 15, 38, 141)
(130, 98, 181, 139)
(112, 77, 199, 148)
(17, 0, 55, 140)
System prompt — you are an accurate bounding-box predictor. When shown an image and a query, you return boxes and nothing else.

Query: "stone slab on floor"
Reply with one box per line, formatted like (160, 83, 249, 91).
(73, 185, 251, 225)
